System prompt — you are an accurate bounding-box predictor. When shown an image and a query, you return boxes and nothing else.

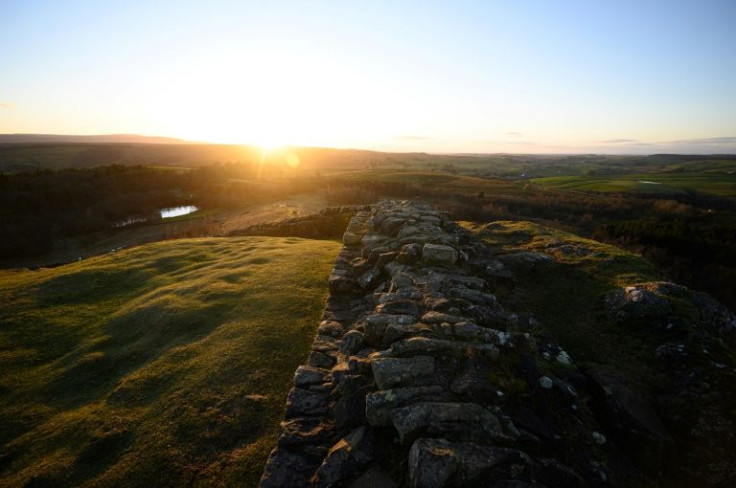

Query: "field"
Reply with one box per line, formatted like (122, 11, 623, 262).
(532, 171, 736, 197)
(0, 237, 341, 487)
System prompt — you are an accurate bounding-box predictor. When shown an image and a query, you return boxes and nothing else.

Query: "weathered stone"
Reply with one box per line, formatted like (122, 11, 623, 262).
(371, 356, 435, 389)
(339, 330, 365, 355)
(366, 385, 444, 426)
(260, 447, 321, 488)
(422, 243, 458, 266)
(605, 283, 673, 325)
(350, 257, 370, 274)
(278, 417, 337, 448)
(379, 217, 406, 236)
(447, 286, 495, 304)
(607, 281, 736, 336)
(397, 243, 422, 264)
(376, 300, 420, 316)
(376, 324, 400, 347)
(357, 267, 383, 290)
(329, 273, 356, 295)
(408, 438, 533, 488)
(463, 305, 510, 329)
(421, 311, 466, 324)
(294, 365, 329, 388)
(367, 246, 390, 265)
(312, 335, 339, 353)
(390, 402, 504, 444)
(313, 427, 375, 488)
(376, 291, 412, 305)
(285, 388, 330, 418)
(343, 231, 363, 246)
(384, 260, 409, 278)
(390, 271, 415, 292)
(362, 234, 390, 248)
(420, 215, 442, 224)
(377, 251, 399, 268)
(363, 314, 415, 342)
(309, 350, 337, 369)
(386, 336, 499, 359)
(346, 356, 373, 376)
(424, 296, 456, 312)
(538, 376, 554, 389)
(397, 225, 424, 239)
(318, 320, 347, 338)
(443, 274, 488, 291)
(335, 374, 373, 429)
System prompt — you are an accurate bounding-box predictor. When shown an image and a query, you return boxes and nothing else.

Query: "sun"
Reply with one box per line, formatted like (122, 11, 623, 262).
(252, 129, 287, 152)
(257, 140, 285, 153)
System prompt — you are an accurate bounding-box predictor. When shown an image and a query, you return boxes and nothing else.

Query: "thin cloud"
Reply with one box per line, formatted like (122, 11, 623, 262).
(601, 138, 639, 144)
(667, 136, 736, 145)
(0, 102, 13, 109)
(506, 132, 523, 138)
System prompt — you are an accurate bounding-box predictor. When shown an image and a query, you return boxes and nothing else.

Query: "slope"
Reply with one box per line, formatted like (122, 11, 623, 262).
(0, 236, 341, 487)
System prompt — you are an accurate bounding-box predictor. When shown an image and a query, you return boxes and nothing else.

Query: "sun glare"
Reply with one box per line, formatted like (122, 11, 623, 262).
(257, 139, 285, 153)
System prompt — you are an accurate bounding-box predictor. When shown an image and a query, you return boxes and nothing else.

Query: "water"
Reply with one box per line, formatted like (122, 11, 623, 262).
(160, 205, 199, 218)
(114, 217, 147, 227)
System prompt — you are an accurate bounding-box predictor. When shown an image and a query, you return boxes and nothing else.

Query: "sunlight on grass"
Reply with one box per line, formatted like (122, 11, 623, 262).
(0, 237, 340, 487)
(532, 172, 736, 197)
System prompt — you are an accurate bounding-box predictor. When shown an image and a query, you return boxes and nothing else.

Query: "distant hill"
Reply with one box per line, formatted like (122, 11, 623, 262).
(0, 133, 195, 144)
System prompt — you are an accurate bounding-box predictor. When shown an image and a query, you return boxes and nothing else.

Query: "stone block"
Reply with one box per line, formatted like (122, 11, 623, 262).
(390, 402, 503, 444)
(371, 356, 435, 389)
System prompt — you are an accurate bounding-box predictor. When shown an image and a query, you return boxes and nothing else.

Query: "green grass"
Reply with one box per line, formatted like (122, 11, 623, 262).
(0, 236, 341, 487)
(532, 172, 736, 197)
(335, 169, 526, 194)
(466, 221, 664, 385)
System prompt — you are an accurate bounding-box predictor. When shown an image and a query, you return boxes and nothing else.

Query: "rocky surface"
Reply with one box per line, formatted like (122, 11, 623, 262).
(259, 201, 736, 487)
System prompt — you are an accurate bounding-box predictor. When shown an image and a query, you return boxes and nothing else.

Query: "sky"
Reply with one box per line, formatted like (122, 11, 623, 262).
(1, 0, 735, 154)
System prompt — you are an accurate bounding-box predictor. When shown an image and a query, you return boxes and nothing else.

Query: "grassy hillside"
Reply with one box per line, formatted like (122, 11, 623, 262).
(0, 237, 341, 487)
(466, 221, 664, 376)
(532, 171, 736, 197)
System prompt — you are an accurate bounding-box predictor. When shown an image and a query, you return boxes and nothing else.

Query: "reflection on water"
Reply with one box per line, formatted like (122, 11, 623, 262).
(114, 206, 199, 227)
(160, 205, 198, 218)
(114, 217, 147, 228)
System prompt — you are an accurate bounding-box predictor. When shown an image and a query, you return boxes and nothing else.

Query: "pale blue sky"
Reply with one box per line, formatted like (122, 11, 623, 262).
(1, 0, 735, 153)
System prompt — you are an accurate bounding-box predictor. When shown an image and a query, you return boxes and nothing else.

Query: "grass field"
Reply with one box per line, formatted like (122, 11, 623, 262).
(0, 236, 341, 487)
(333, 169, 527, 194)
(532, 171, 736, 197)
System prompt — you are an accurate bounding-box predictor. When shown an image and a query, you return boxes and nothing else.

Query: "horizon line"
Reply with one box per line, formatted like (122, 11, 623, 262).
(2, 132, 736, 157)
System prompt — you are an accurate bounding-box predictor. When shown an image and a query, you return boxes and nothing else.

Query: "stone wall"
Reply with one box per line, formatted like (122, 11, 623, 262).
(258, 200, 733, 487)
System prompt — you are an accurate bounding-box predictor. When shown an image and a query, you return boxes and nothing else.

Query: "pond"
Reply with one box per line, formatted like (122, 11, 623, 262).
(115, 206, 200, 227)
(160, 205, 199, 218)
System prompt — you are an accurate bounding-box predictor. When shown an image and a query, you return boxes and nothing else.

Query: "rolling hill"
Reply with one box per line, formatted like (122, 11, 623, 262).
(0, 236, 340, 487)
